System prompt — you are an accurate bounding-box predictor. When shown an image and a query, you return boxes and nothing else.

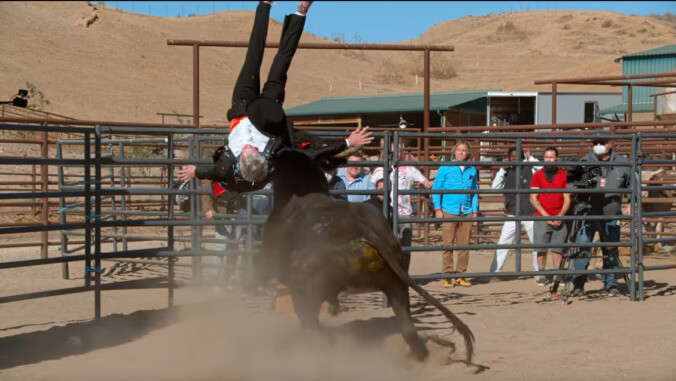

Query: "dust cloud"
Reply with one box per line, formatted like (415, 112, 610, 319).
(30, 291, 435, 381)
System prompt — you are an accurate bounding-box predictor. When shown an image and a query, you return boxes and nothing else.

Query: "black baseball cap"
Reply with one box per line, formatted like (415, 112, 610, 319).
(591, 130, 610, 144)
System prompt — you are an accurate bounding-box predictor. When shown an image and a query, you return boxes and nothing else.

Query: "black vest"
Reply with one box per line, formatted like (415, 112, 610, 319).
(504, 167, 535, 216)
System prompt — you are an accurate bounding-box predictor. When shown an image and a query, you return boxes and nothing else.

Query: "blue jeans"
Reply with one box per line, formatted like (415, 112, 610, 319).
(235, 195, 272, 241)
(572, 219, 621, 290)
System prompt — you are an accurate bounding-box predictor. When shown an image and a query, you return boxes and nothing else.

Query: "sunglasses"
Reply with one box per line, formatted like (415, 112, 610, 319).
(592, 140, 609, 145)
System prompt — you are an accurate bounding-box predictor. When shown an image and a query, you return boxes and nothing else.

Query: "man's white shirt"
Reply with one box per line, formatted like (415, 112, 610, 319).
(492, 156, 541, 190)
(228, 117, 270, 157)
(371, 166, 427, 217)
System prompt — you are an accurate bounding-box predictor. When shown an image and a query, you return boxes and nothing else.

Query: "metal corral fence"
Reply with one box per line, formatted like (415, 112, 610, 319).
(1, 123, 675, 322)
(389, 130, 673, 302)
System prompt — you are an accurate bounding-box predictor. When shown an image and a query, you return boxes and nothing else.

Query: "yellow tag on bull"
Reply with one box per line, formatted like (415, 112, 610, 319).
(348, 240, 384, 274)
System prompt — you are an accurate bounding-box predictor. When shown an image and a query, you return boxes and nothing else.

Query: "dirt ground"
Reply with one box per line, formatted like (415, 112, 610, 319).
(0, 242, 674, 381)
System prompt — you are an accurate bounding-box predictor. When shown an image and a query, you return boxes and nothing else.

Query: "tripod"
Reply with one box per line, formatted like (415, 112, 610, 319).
(549, 202, 630, 306)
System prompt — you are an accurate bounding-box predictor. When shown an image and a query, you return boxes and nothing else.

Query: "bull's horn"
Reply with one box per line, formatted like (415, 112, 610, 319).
(333, 144, 363, 158)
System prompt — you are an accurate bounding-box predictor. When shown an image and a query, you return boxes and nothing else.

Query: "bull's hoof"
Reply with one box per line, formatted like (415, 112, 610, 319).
(410, 347, 429, 362)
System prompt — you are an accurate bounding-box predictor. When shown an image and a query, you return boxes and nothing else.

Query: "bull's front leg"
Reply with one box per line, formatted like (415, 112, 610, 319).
(326, 292, 341, 316)
(290, 287, 322, 329)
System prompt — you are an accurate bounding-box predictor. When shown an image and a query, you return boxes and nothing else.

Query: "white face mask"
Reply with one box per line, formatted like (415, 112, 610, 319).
(325, 173, 333, 182)
(593, 144, 608, 156)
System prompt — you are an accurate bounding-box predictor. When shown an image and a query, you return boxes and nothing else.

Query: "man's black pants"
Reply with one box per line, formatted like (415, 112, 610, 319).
(226, 2, 306, 121)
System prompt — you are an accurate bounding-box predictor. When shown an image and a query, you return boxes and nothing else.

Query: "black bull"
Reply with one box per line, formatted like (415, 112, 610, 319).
(254, 149, 474, 362)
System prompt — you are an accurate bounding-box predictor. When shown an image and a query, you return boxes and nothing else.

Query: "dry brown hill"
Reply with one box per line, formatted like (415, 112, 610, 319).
(1, 2, 674, 125)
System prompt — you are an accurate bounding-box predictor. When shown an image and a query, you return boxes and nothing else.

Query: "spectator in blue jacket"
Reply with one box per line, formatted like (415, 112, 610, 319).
(336, 153, 375, 202)
(432, 141, 479, 288)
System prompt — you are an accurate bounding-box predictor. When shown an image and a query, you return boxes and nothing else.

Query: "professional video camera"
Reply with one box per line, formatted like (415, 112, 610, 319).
(566, 164, 602, 203)
(567, 165, 601, 188)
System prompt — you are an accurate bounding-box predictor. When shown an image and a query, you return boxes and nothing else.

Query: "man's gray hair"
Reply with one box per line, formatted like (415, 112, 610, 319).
(240, 151, 269, 182)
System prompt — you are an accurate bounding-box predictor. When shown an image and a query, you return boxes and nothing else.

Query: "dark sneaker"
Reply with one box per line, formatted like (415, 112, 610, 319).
(607, 287, 621, 297)
(570, 288, 585, 297)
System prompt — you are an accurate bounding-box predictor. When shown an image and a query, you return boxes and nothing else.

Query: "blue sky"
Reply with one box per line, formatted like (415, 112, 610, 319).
(101, 1, 675, 43)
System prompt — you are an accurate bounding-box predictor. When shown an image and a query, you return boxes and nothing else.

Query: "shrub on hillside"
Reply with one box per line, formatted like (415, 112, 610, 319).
(373, 58, 406, 85)
(495, 21, 526, 40)
(25, 82, 50, 111)
(411, 55, 457, 80)
(497, 21, 517, 32)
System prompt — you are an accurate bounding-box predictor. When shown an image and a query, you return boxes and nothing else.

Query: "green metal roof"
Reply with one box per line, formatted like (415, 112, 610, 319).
(599, 102, 655, 115)
(620, 44, 676, 60)
(285, 89, 499, 117)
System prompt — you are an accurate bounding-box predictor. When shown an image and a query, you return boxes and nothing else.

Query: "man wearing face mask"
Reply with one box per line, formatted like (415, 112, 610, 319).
(570, 131, 632, 298)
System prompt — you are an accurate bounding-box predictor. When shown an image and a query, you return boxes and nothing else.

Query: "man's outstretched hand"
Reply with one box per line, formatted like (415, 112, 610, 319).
(178, 165, 197, 181)
(347, 126, 374, 147)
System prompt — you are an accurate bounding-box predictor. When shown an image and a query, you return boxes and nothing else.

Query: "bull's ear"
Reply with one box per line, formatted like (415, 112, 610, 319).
(333, 145, 363, 159)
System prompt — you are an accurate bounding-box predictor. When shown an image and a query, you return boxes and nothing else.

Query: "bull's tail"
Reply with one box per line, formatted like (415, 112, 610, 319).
(363, 238, 475, 364)
(352, 202, 474, 362)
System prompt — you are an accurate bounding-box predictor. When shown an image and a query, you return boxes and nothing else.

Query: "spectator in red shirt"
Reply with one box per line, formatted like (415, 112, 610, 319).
(529, 147, 571, 286)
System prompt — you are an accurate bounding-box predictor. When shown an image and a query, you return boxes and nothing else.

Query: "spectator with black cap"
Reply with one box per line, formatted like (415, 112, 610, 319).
(570, 130, 632, 297)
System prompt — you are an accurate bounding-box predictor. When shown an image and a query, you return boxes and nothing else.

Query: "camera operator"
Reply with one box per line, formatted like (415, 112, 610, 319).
(569, 131, 632, 297)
